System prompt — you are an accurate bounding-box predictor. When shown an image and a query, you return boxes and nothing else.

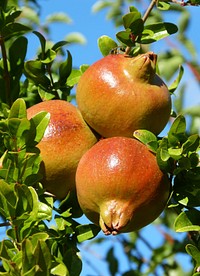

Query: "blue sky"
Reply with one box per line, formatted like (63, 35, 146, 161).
(9, 1, 200, 275)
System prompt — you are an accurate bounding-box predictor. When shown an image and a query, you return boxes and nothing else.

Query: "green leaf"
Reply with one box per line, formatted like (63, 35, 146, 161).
(106, 247, 118, 276)
(157, 1, 171, 10)
(173, 168, 200, 207)
(52, 41, 68, 52)
(0, 180, 16, 218)
(139, 22, 178, 44)
(186, 244, 200, 269)
(168, 147, 183, 159)
(41, 49, 57, 64)
(22, 239, 35, 274)
(133, 129, 158, 153)
(8, 118, 30, 138)
(51, 259, 69, 276)
(14, 184, 34, 217)
(37, 202, 52, 221)
(168, 115, 186, 146)
(92, 1, 111, 13)
(178, 10, 190, 33)
(116, 30, 133, 47)
(29, 111, 50, 144)
(9, 98, 27, 119)
(37, 87, 56, 102)
(9, 36, 28, 79)
(168, 65, 184, 94)
(46, 12, 72, 24)
(80, 64, 89, 74)
(2, 22, 31, 40)
(33, 31, 46, 58)
(34, 240, 51, 275)
(66, 69, 82, 86)
(156, 138, 174, 173)
(24, 60, 51, 88)
(182, 134, 200, 153)
(183, 105, 200, 117)
(58, 50, 72, 85)
(76, 224, 100, 242)
(98, 35, 118, 56)
(122, 11, 141, 29)
(174, 209, 200, 232)
(64, 32, 86, 45)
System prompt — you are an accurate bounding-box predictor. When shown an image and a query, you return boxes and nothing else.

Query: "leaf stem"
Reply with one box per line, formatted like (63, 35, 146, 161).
(0, 34, 11, 106)
(125, 0, 157, 55)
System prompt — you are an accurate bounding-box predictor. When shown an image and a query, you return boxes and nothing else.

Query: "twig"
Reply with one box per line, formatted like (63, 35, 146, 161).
(0, 221, 11, 227)
(125, 0, 157, 55)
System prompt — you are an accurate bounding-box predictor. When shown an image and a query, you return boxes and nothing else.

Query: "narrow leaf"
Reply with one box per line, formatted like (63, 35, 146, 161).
(174, 209, 200, 232)
(98, 35, 118, 56)
(168, 65, 184, 94)
(139, 22, 178, 44)
(9, 98, 27, 119)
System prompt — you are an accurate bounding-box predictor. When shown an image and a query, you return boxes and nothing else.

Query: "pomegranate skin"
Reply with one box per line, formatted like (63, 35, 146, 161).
(27, 100, 98, 199)
(76, 52, 171, 138)
(75, 137, 171, 235)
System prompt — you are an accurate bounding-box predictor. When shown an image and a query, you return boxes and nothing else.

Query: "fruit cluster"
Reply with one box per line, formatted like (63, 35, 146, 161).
(27, 52, 171, 235)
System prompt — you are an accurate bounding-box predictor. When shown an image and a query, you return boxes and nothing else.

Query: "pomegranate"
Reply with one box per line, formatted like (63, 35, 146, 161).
(75, 137, 171, 235)
(27, 100, 98, 199)
(76, 52, 171, 138)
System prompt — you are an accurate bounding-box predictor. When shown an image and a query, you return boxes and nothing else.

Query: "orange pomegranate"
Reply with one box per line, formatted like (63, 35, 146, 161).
(76, 52, 171, 138)
(27, 100, 98, 199)
(75, 137, 171, 235)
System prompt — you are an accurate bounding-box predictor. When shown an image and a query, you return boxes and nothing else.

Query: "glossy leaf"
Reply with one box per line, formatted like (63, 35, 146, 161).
(0, 180, 16, 219)
(52, 41, 68, 52)
(168, 65, 184, 94)
(186, 244, 200, 270)
(173, 168, 200, 207)
(51, 259, 69, 276)
(133, 129, 158, 153)
(98, 35, 118, 56)
(174, 209, 200, 232)
(156, 138, 174, 173)
(157, 1, 171, 10)
(122, 11, 141, 29)
(24, 60, 51, 88)
(8, 98, 27, 119)
(67, 69, 82, 86)
(58, 50, 72, 85)
(2, 22, 31, 40)
(33, 31, 46, 58)
(41, 49, 57, 64)
(28, 110, 50, 145)
(139, 22, 178, 44)
(168, 115, 186, 146)
(116, 30, 133, 47)
(182, 134, 200, 153)
(9, 36, 28, 79)
(76, 224, 100, 242)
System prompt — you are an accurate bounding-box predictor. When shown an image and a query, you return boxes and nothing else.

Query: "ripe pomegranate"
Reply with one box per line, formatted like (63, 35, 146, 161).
(75, 137, 171, 235)
(76, 52, 171, 138)
(27, 100, 98, 199)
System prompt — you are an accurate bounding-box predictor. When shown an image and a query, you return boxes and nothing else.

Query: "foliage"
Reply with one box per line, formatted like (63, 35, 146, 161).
(0, 0, 199, 275)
